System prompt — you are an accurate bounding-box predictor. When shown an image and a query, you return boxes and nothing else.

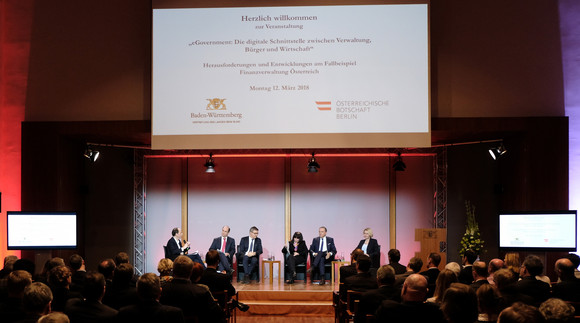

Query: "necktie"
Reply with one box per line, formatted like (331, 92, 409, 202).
(221, 237, 226, 252)
(319, 238, 324, 252)
(249, 239, 254, 253)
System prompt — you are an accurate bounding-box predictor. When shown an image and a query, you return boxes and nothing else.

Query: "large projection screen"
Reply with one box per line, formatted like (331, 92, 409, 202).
(152, 1, 430, 149)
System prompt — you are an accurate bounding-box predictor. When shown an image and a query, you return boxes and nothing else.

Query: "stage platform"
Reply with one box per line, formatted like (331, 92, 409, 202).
(233, 280, 336, 317)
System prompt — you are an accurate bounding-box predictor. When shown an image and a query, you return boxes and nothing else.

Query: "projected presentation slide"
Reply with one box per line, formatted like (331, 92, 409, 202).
(8, 212, 77, 248)
(152, 4, 429, 148)
(499, 213, 577, 249)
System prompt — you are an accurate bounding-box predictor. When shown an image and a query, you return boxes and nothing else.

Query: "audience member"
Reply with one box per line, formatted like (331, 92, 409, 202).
(37, 312, 70, 323)
(538, 298, 575, 323)
(426, 268, 457, 304)
(498, 302, 545, 323)
(494, 268, 532, 309)
(47, 266, 82, 312)
(445, 261, 461, 277)
(159, 255, 224, 323)
(199, 250, 249, 313)
(0, 270, 32, 323)
(387, 249, 407, 275)
(551, 258, 580, 302)
(516, 255, 551, 306)
(21, 282, 53, 322)
(355, 265, 400, 323)
(477, 283, 501, 322)
(394, 256, 423, 288)
(342, 254, 377, 300)
(441, 283, 479, 323)
(68, 255, 86, 293)
(504, 252, 521, 280)
(376, 274, 445, 323)
(117, 273, 185, 322)
(64, 271, 118, 323)
(0, 255, 18, 279)
(458, 249, 477, 284)
(339, 249, 363, 283)
(470, 260, 489, 292)
(420, 252, 441, 298)
(36, 258, 65, 284)
(157, 258, 174, 287)
(565, 253, 580, 279)
(488, 258, 505, 285)
(114, 252, 129, 266)
(13, 259, 35, 278)
(104, 263, 138, 310)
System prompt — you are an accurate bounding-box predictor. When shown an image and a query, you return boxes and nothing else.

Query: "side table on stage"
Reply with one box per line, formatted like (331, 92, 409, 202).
(331, 260, 350, 285)
(262, 259, 281, 284)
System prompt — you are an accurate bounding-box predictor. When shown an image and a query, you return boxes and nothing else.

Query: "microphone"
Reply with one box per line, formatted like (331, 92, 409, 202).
(183, 240, 190, 254)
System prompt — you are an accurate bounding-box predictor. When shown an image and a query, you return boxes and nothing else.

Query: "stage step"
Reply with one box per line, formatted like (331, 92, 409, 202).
(237, 290, 334, 316)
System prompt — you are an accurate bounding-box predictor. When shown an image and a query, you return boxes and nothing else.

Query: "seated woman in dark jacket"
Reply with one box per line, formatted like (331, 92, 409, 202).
(282, 232, 308, 284)
(356, 228, 380, 268)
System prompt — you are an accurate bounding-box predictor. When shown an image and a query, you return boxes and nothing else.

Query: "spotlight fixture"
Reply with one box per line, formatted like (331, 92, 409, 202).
(83, 146, 100, 162)
(393, 152, 406, 171)
(307, 153, 320, 173)
(488, 143, 507, 160)
(204, 153, 216, 173)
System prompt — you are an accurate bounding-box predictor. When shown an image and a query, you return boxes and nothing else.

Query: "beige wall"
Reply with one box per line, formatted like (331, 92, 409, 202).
(24, 0, 564, 122)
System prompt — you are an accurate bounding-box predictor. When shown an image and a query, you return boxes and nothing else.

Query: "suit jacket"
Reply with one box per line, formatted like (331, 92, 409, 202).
(552, 277, 580, 302)
(209, 236, 236, 264)
(356, 238, 380, 267)
(118, 299, 185, 323)
(470, 279, 489, 292)
(238, 236, 263, 257)
(167, 237, 184, 261)
(160, 278, 224, 323)
(355, 285, 401, 323)
(376, 300, 445, 323)
(458, 265, 474, 285)
(420, 267, 440, 298)
(309, 236, 337, 257)
(394, 270, 414, 288)
(65, 298, 118, 323)
(199, 267, 236, 297)
(340, 264, 358, 283)
(515, 276, 552, 306)
(389, 262, 408, 275)
(342, 272, 379, 301)
(282, 240, 308, 263)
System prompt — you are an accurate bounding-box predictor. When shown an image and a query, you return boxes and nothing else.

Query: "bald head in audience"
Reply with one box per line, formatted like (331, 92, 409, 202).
(401, 274, 428, 302)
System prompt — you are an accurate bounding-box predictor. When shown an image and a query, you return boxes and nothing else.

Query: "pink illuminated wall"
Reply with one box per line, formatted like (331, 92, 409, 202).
(0, 0, 33, 260)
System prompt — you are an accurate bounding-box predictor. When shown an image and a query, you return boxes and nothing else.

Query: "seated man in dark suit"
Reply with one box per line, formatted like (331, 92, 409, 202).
(515, 255, 551, 306)
(200, 250, 249, 312)
(394, 256, 423, 289)
(104, 263, 138, 310)
(458, 249, 477, 285)
(238, 226, 263, 284)
(342, 255, 378, 300)
(552, 257, 580, 302)
(419, 252, 441, 298)
(160, 255, 224, 323)
(376, 274, 445, 323)
(118, 273, 184, 323)
(208, 225, 236, 274)
(387, 249, 407, 275)
(68, 254, 86, 293)
(340, 249, 364, 283)
(355, 265, 400, 323)
(309, 226, 337, 285)
(0, 270, 32, 323)
(166, 227, 204, 266)
(65, 272, 119, 322)
(469, 260, 489, 292)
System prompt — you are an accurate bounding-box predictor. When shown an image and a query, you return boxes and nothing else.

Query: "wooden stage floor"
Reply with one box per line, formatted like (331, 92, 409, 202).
(231, 279, 337, 319)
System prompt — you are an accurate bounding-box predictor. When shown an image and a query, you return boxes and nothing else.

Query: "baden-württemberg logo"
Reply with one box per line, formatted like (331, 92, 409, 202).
(191, 98, 243, 124)
(206, 98, 227, 110)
